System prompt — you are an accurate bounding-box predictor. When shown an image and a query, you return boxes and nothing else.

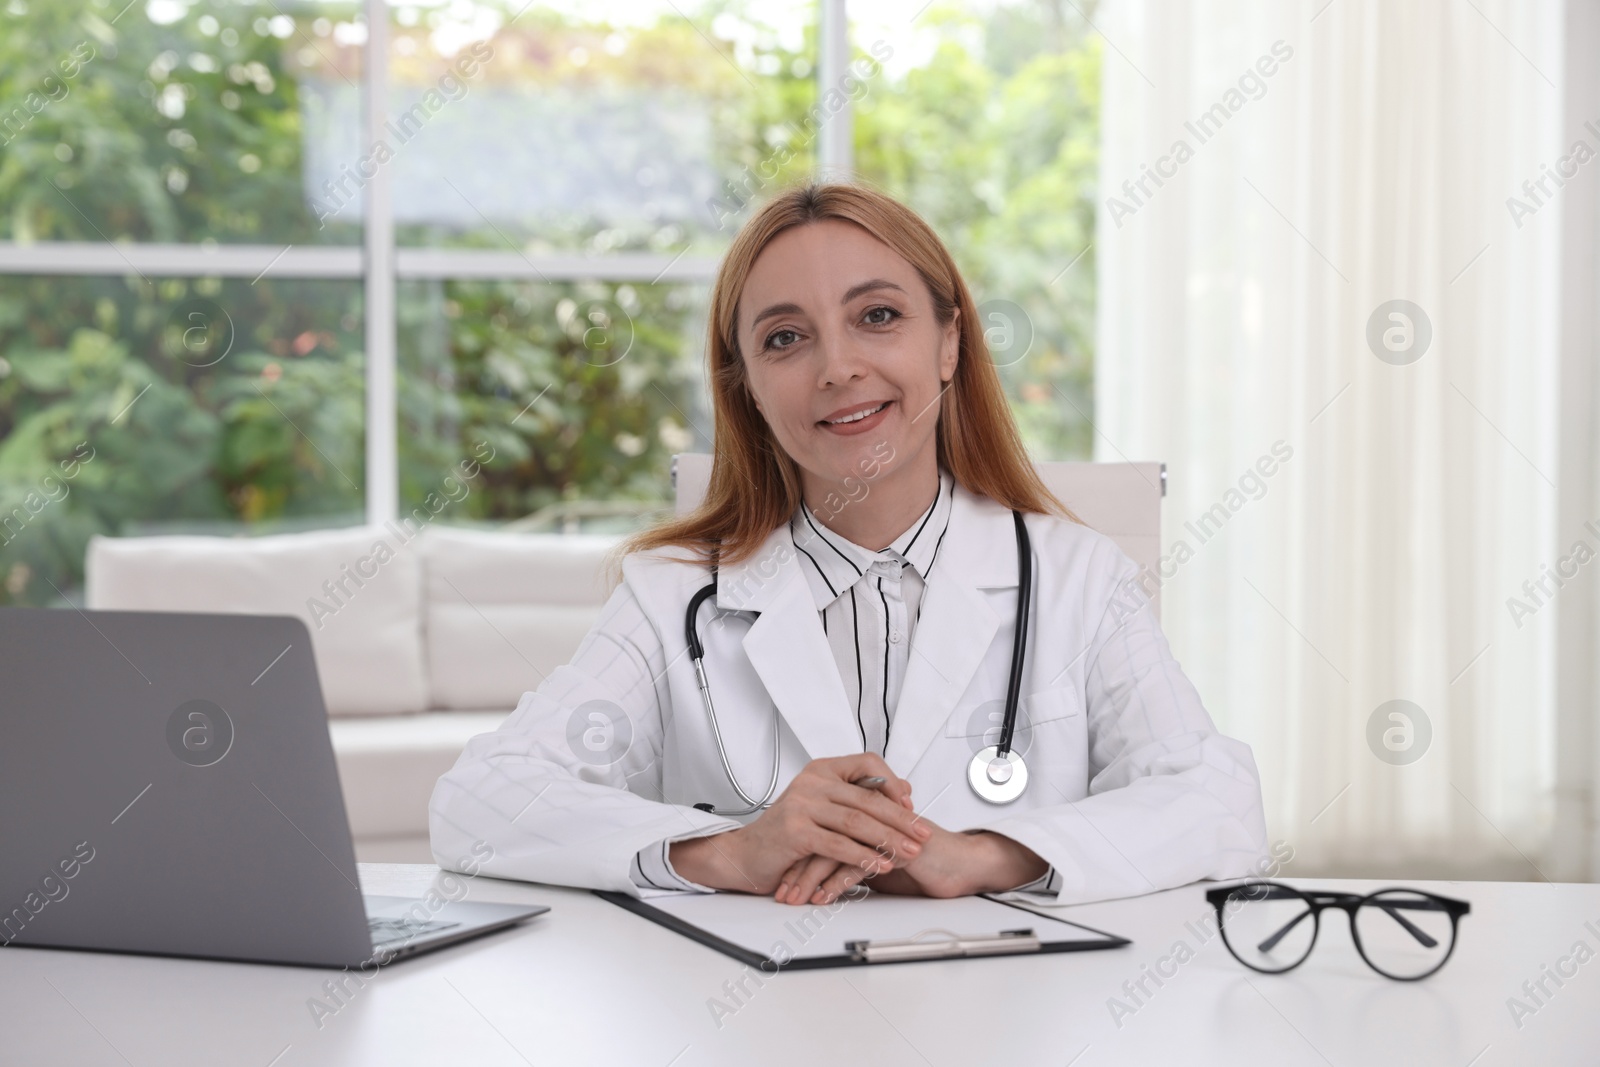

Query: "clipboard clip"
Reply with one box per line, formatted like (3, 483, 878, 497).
(845, 927, 1042, 964)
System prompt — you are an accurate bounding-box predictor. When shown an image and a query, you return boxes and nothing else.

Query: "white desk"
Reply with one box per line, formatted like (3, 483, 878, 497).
(2, 866, 1595, 1066)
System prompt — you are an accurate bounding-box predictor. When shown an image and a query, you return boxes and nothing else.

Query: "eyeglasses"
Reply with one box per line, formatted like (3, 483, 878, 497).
(1204, 881, 1471, 981)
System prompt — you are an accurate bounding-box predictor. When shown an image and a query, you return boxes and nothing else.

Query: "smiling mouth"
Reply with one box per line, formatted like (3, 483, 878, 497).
(822, 401, 889, 426)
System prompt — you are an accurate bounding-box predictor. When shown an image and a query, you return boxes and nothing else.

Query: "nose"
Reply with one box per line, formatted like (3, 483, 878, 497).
(814, 324, 868, 389)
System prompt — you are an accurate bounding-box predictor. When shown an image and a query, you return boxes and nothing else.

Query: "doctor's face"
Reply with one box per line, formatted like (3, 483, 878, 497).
(735, 218, 958, 499)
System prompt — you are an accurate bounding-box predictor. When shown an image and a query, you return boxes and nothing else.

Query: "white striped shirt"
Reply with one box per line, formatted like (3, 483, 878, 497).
(632, 467, 1059, 896)
(790, 467, 954, 757)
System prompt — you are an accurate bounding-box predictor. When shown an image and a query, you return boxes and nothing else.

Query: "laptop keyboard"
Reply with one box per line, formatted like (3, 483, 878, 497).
(367, 916, 460, 947)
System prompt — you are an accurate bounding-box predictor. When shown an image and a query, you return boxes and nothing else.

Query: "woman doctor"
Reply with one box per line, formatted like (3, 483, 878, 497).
(429, 182, 1270, 909)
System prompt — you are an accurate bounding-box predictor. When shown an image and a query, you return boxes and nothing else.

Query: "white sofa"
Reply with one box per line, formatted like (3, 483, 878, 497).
(86, 524, 619, 861)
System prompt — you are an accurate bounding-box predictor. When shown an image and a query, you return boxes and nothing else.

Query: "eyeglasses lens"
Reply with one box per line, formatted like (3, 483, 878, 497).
(1219, 884, 1317, 972)
(1353, 890, 1456, 979)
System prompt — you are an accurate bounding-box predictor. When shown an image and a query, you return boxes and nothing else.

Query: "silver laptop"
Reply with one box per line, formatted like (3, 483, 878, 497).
(0, 607, 546, 968)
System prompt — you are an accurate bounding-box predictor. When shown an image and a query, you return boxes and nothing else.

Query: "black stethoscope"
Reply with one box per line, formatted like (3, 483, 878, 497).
(687, 511, 1034, 815)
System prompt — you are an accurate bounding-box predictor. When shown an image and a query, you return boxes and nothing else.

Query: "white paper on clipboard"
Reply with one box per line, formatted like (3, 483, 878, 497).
(641, 889, 1125, 963)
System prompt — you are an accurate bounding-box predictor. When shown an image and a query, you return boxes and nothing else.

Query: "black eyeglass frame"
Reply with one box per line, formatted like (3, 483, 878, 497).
(1203, 880, 1472, 981)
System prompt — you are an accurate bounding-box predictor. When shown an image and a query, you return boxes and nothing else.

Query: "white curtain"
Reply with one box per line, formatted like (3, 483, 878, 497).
(1095, 0, 1571, 877)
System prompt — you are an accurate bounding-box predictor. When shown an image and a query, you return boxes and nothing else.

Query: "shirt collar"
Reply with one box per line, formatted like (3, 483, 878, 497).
(790, 468, 954, 610)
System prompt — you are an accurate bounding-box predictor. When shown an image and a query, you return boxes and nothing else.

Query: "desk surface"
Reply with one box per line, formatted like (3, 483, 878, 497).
(2, 865, 1595, 1066)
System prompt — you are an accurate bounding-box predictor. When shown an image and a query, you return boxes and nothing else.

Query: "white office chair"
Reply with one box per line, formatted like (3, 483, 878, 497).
(670, 453, 1166, 621)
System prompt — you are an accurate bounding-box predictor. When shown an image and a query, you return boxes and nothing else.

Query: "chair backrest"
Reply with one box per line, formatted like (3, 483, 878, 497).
(670, 454, 1165, 620)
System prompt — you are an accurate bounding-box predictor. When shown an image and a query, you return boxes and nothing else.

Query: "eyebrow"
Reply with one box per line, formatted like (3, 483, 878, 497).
(747, 278, 908, 331)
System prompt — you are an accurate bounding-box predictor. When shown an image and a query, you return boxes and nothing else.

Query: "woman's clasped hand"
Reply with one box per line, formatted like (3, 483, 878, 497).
(668, 754, 1047, 906)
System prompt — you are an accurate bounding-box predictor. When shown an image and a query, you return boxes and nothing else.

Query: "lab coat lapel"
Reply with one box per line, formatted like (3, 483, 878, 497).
(884, 485, 1016, 774)
(719, 527, 864, 761)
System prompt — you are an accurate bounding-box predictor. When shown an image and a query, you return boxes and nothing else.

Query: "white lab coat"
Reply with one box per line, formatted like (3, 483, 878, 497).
(429, 482, 1270, 906)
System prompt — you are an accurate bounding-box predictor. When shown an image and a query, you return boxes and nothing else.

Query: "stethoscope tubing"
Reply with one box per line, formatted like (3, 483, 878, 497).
(995, 510, 1032, 757)
(687, 510, 1033, 814)
(687, 577, 780, 815)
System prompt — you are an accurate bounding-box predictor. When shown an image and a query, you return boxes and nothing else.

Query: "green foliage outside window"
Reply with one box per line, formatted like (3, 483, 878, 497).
(0, 0, 1100, 607)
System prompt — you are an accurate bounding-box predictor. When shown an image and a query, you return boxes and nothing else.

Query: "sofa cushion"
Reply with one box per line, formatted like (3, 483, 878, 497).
(421, 528, 618, 711)
(85, 525, 429, 717)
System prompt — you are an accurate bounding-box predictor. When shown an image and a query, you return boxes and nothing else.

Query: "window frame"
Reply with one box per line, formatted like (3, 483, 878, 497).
(0, 0, 851, 525)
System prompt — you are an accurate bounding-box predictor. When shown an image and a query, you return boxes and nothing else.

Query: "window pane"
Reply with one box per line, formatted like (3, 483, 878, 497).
(0, 1, 363, 245)
(852, 1, 1099, 459)
(385, 0, 816, 253)
(397, 278, 707, 530)
(0, 274, 364, 606)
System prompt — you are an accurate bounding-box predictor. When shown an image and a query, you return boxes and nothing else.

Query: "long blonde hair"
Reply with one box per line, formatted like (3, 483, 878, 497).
(622, 180, 1074, 566)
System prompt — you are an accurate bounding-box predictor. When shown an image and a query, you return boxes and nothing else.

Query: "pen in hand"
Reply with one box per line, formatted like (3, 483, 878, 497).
(850, 774, 914, 811)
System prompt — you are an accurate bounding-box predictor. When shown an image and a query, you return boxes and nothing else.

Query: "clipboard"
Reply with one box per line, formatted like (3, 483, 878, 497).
(594, 888, 1130, 970)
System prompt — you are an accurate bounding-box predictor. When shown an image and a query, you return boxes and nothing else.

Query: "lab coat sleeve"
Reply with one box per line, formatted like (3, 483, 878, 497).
(963, 824, 1061, 896)
(428, 568, 741, 897)
(978, 544, 1271, 907)
(1003, 865, 1062, 897)
(629, 838, 716, 894)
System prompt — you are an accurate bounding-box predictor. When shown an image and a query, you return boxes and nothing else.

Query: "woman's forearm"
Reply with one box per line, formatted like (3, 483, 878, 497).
(963, 830, 1050, 893)
(668, 832, 747, 890)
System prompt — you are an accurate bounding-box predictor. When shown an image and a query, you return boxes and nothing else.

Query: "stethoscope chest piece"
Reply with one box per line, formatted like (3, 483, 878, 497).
(968, 746, 1028, 804)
